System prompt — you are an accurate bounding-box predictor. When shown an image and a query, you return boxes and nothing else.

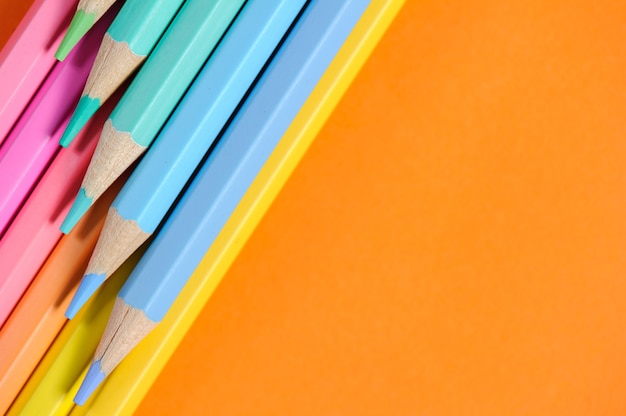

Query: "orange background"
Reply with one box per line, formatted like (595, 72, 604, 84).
(3, 1, 626, 414)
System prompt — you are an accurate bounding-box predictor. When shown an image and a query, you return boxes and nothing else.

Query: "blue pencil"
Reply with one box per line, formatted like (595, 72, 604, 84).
(65, 0, 309, 319)
(74, 0, 371, 405)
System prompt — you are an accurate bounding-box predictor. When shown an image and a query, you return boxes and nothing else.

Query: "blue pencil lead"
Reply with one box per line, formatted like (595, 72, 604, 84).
(66, 273, 106, 319)
(74, 360, 106, 405)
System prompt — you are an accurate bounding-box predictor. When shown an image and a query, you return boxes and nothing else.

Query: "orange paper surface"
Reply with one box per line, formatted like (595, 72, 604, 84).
(3, 1, 626, 415)
(0, 1, 33, 47)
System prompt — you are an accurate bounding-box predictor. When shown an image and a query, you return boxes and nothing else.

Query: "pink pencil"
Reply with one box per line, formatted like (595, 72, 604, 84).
(0, 87, 121, 328)
(0, 0, 77, 145)
(0, 9, 116, 238)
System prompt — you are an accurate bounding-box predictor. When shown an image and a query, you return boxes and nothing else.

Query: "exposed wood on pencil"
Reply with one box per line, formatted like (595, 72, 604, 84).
(83, 34, 145, 101)
(78, 0, 116, 19)
(94, 297, 157, 375)
(83, 120, 147, 201)
(84, 207, 150, 277)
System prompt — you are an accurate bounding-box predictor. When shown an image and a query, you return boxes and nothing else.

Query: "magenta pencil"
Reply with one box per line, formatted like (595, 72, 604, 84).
(0, 87, 121, 328)
(0, 8, 117, 238)
(0, 0, 77, 145)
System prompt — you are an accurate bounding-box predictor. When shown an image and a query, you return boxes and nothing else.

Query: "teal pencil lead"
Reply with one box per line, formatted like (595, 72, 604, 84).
(60, 96, 102, 147)
(65, 273, 105, 319)
(60, 188, 93, 234)
(74, 360, 106, 405)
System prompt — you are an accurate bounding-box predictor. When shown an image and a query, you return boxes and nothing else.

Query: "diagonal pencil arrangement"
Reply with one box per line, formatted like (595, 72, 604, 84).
(66, 0, 308, 318)
(0, 0, 404, 413)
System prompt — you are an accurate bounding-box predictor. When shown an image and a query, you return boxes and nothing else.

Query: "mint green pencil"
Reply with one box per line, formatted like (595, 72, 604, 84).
(60, 0, 246, 234)
(60, 0, 187, 147)
(55, 0, 117, 61)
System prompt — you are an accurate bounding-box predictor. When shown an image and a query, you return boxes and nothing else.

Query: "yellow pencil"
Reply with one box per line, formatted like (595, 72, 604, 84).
(7, 252, 143, 415)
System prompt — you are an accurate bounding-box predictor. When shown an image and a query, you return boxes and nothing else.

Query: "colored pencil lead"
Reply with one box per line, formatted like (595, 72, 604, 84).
(74, 361, 105, 405)
(55, 10, 94, 61)
(60, 189, 92, 234)
(55, 0, 117, 60)
(65, 274, 104, 319)
(59, 96, 101, 147)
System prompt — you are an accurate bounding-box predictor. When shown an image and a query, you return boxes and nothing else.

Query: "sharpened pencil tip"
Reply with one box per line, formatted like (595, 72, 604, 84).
(74, 360, 106, 405)
(66, 273, 106, 319)
(55, 10, 95, 61)
(60, 188, 93, 234)
(60, 96, 102, 147)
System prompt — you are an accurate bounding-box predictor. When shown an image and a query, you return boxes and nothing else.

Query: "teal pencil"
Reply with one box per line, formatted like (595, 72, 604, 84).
(65, 0, 307, 319)
(60, 0, 246, 234)
(60, 0, 187, 147)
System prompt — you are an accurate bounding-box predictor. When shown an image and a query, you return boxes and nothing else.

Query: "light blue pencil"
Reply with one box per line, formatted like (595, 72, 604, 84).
(74, 0, 371, 405)
(65, 0, 309, 319)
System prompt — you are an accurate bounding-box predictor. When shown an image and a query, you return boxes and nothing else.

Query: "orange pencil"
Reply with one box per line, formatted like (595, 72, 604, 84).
(0, 173, 128, 414)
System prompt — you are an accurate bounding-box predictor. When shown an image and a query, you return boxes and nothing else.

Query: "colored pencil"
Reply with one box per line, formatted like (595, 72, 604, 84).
(55, 0, 118, 61)
(60, 0, 246, 234)
(0, 9, 115, 240)
(60, 0, 187, 148)
(0, 169, 125, 415)
(74, 0, 372, 404)
(7, 253, 142, 416)
(9, 0, 403, 412)
(65, 0, 309, 319)
(0, 90, 120, 329)
(0, 0, 76, 145)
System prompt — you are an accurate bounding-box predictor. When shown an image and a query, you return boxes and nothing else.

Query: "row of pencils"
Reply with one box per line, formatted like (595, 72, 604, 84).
(0, 0, 403, 413)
